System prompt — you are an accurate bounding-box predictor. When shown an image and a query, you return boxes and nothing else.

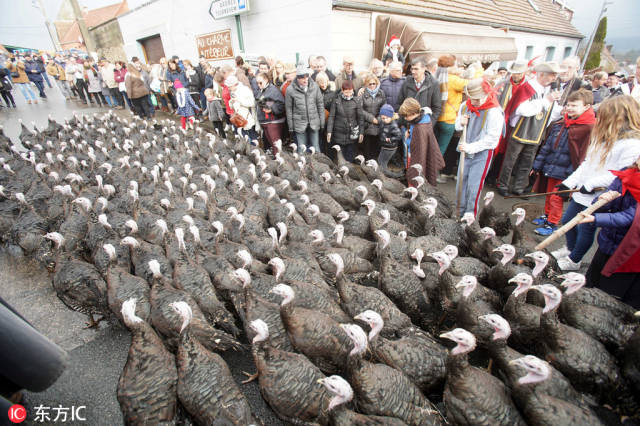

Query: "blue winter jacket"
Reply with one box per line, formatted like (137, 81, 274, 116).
(24, 60, 44, 82)
(380, 76, 405, 112)
(594, 174, 638, 255)
(166, 69, 187, 88)
(532, 121, 573, 180)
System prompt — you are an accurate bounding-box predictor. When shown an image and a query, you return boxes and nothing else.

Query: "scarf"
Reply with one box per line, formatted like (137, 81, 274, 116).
(510, 75, 525, 92)
(563, 107, 596, 128)
(465, 81, 500, 116)
(341, 93, 353, 101)
(435, 67, 449, 101)
(366, 86, 379, 97)
(176, 88, 187, 108)
(610, 167, 640, 203)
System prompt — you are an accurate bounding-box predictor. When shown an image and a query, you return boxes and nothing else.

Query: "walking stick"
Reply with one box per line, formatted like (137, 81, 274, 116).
(535, 192, 621, 251)
(504, 187, 606, 199)
(455, 124, 467, 216)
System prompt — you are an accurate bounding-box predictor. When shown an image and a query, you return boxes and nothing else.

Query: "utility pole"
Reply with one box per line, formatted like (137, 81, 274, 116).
(35, 0, 62, 51)
(579, 0, 613, 72)
(69, 0, 96, 53)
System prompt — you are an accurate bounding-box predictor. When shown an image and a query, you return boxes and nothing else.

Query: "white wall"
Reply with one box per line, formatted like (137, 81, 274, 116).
(510, 30, 580, 64)
(329, 9, 373, 73)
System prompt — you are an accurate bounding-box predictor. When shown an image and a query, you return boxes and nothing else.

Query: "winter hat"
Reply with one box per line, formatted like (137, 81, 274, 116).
(173, 79, 184, 89)
(379, 104, 394, 118)
(296, 64, 311, 77)
(341, 80, 354, 91)
(388, 35, 401, 48)
(224, 75, 239, 87)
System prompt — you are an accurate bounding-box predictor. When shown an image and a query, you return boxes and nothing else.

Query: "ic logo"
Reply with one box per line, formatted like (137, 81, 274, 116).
(8, 404, 26, 423)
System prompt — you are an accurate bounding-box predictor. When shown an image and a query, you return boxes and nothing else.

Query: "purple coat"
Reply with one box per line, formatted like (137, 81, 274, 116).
(594, 175, 638, 255)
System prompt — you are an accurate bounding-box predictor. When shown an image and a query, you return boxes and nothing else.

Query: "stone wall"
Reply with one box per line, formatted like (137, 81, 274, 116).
(90, 19, 127, 62)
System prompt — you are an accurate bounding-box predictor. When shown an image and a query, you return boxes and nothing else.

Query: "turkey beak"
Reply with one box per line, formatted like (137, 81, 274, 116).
(316, 378, 325, 385)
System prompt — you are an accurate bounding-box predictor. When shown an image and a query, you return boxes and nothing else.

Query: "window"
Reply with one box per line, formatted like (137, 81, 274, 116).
(545, 46, 556, 61)
(525, 46, 534, 60)
(563, 46, 572, 58)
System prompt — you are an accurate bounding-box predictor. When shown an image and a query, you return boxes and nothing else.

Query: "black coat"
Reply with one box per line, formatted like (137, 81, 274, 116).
(327, 95, 364, 145)
(185, 69, 200, 93)
(378, 121, 403, 149)
(256, 83, 285, 123)
(320, 88, 337, 112)
(360, 89, 386, 136)
(398, 71, 442, 120)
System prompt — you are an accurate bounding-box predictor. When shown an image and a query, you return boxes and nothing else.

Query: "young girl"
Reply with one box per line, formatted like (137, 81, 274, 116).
(554, 95, 640, 270)
(579, 155, 640, 309)
(174, 79, 200, 130)
(203, 83, 225, 136)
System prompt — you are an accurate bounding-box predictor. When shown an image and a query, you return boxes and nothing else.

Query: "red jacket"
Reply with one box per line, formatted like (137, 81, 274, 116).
(222, 84, 233, 115)
(114, 68, 127, 84)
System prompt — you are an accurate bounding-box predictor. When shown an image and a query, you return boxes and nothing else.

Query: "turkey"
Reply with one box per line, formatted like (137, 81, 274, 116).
(355, 310, 447, 394)
(502, 273, 543, 352)
(117, 298, 178, 425)
(439, 328, 526, 426)
(622, 313, 640, 394)
(510, 355, 604, 425)
(171, 301, 258, 425)
(332, 224, 376, 261)
(486, 244, 533, 297)
(477, 192, 512, 237)
(341, 323, 443, 425)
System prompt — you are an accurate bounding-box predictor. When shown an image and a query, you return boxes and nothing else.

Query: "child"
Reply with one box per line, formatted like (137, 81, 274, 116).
(203, 87, 225, 136)
(174, 79, 200, 130)
(579, 156, 640, 309)
(454, 78, 504, 217)
(0, 68, 15, 108)
(377, 103, 403, 177)
(531, 89, 596, 236)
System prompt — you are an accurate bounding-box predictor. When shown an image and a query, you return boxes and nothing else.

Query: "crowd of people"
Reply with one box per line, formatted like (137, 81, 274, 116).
(2, 47, 640, 303)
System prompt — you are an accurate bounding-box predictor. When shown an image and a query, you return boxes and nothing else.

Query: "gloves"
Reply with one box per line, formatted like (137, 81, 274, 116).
(555, 183, 570, 192)
(579, 186, 594, 194)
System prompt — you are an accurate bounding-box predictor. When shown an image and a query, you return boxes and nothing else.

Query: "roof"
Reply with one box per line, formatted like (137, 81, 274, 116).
(333, 0, 583, 39)
(56, 1, 129, 47)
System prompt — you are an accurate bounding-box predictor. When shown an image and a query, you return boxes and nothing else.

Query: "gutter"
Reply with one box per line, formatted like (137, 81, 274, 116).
(332, 0, 584, 40)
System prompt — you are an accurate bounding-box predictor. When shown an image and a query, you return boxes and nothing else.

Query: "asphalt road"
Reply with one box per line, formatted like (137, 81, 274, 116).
(0, 82, 594, 425)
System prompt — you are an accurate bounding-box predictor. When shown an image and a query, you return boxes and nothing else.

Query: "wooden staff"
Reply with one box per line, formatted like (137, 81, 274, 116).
(455, 124, 468, 215)
(535, 191, 621, 251)
(504, 186, 605, 199)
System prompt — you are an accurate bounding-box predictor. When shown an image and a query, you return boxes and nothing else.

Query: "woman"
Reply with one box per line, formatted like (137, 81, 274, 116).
(434, 54, 468, 182)
(125, 62, 152, 118)
(72, 62, 91, 105)
(327, 80, 364, 162)
(280, 63, 297, 97)
(204, 71, 226, 136)
(7, 59, 37, 104)
(555, 96, 640, 271)
(368, 59, 387, 80)
(271, 61, 286, 88)
(114, 61, 133, 109)
(360, 74, 387, 160)
(150, 63, 172, 112)
(399, 97, 445, 186)
(255, 72, 285, 153)
(183, 60, 201, 112)
(85, 63, 105, 107)
(316, 71, 336, 154)
(226, 75, 258, 142)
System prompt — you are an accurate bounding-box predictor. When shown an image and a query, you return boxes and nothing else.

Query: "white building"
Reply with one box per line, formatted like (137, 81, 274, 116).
(116, 0, 583, 71)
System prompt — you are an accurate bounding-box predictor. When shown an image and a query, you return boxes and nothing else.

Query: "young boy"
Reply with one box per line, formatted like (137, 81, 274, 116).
(454, 79, 504, 217)
(377, 103, 403, 177)
(531, 89, 595, 235)
(203, 87, 226, 136)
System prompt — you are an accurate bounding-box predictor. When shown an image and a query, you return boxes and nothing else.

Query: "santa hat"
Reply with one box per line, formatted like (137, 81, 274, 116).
(388, 35, 401, 48)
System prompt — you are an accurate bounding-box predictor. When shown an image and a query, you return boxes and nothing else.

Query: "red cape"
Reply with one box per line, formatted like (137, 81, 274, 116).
(496, 81, 536, 154)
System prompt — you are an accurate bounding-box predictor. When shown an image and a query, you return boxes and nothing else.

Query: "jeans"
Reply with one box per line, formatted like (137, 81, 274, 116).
(32, 80, 46, 97)
(378, 147, 396, 170)
(55, 79, 72, 99)
(102, 94, 115, 107)
(1, 91, 15, 107)
(434, 121, 456, 155)
(561, 199, 597, 263)
(15, 83, 36, 101)
(110, 87, 123, 106)
(295, 127, 320, 153)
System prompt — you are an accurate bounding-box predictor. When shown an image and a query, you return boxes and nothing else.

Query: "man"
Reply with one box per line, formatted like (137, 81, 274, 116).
(23, 54, 46, 99)
(100, 58, 120, 108)
(334, 56, 363, 93)
(631, 57, 640, 104)
(497, 62, 562, 197)
(196, 55, 209, 109)
(397, 57, 442, 121)
(380, 61, 405, 112)
(589, 71, 609, 104)
(606, 71, 629, 98)
(311, 56, 335, 81)
(497, 66, 508, 79)
(553, 56, 584, 100)
(285, 64, 324, 154)
(45, 58, 72, 100)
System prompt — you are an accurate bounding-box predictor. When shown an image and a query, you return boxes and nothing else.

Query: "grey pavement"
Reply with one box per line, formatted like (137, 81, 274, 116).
(0, 84, 593, 425)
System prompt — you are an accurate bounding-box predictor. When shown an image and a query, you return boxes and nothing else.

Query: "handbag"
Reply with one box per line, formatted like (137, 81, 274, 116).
(230, 112, 248, 128)
(337, 98, 359, 141)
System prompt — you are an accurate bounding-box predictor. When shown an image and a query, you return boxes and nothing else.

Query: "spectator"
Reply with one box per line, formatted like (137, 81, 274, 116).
(255, 72, 285, 153)
(497, 62, 562, 197)
(183, 60, 202, 112)
(227, 74, 258, 142)
(368, 59, 387, 81)
(286, 64, 325, 153)
(382, 35, 404, 67)
(234, 56, 251, 87)
(589, 71, 609, 105)
(380, 61, 405, 112)
(196, 56, 209, 109)
(631, 56, 640, 104)
(606, 72, 629, 98)
(398, 97, 444, 186)
(531, 89, 596, 236)
(158, 57, 175, 110)
(7, 59, 37, 104)
(581, 158, 640, 309)
(85, 63, 105, 107)
(114, 61, 132, 109)
(203, 73, 226, 136)
(46, 58, 72, 100)
(554, 95, 640, 271)
(311, 56, 335, 82)
(24, 54, 46, 99)
(280, 63, 297, 97)
(166, 59, 187, 88)
(327, 80, 364, 162)
(220, 64, 236, 121)
(257, 61, 271, 80)
(99, 59, 118, 107)
(315, 71, 336, 153)
(397, 57, 442, 121)
(0, 67, 15, 108)
(497, 67, 508, 79)
(69, 61, 91, 105)
(454, 79, 504, 217)
(272, 61, 286, 88)
(335, 56, 363, 93)
(35, 53, 52, 88)
(360, 73, 387, 160)
(125, 62, 152, 118)
(174, 79, 200, 129)
(377, 104, 403, 177)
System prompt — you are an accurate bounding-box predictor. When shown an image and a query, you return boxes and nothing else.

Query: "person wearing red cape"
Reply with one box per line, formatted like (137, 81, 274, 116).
(580, 157, 640, 309)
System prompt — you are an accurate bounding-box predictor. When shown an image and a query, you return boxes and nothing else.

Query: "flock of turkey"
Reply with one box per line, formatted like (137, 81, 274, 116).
(0, 111, 639, 425)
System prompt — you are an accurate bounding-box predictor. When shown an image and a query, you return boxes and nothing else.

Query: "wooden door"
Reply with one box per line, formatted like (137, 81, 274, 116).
(139, 35, 165, 64)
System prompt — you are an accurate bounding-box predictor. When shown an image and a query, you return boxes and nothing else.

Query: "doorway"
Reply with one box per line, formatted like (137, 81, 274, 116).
(138, 34, 165, 64)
